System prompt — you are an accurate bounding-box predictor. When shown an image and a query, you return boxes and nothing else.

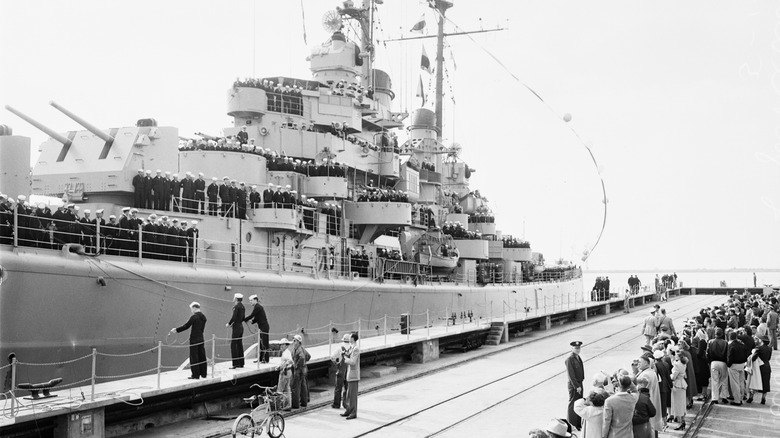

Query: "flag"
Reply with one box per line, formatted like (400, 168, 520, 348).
(416, 75, 426, 106)
(410, 15, 425, 33)
(420, 46, 431, 73)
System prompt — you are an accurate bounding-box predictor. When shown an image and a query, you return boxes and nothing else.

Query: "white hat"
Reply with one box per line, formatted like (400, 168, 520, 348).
(191, 220, 198, 225)
(251, 185, 257, 189)
(138, 168, 144, 172)
(84, 209, 90, 214)
(185, 171, 192, 176)
(293, 334, 302, 342)
(212, 177, 218, 181)
(74, 206, 80, 211)
(130, 208, 138, 213)
(653, 350, 664, 359)
(198, 172, 204, 176)
(342, 334, 351, 342)
(544, 419, 572, 438)
(96, 209, 104, 214)
(190, 301, 200, 308)
(249, 294, 258, 300)
(17, 195, 26, 201)
(156, 169, 162, 173)
(145, 170, 151, 174)
(109, 214, 116, 219)
(279, 338, 291, 344)
(234, 293, 243, 299)
(173, 173, 179, 178)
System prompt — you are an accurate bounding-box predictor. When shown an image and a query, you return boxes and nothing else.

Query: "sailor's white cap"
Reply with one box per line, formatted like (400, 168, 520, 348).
(138, 168, 144, 172)
(17, 195, 26, 201)
(268, 183, 274, 187)
(234, 293, 243, 299)
(239, 182, 245, 186)
(342, 334, 351, 342)
(249, 294, 258, 300)
(190, 301, 200, 308)
(148, 213, 157, 219)
(251, 185, 257, 189)
(96, 209, 105, 214)
(145, 170, 151, 174)
(185, 171, 192, 176)
(84, 209, 90, 214)
(180, 221, 187, 225)
(291, 190, 297, 194)
(109, 214, 116, 219)
(285, 185, 291, 189)
(165, 171, 171, 176)
(74, 206, 80, 211)
(122, 206, 130, 212)
(212, 177, 218, 181)
(198, 172, 204, 176)
(67, 203, 75, 209)
(37, 202, 45, 209)
(162, 215, 168, 221)
(156, 169, 161, 173)
(130, 208, 138, 213)
(293, 334, 302, 342)
(191, 220, 198, 225)
(223, 176, 229, 180)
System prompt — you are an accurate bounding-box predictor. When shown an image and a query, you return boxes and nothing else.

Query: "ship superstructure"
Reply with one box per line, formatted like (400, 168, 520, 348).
(0, 1, 582, 385)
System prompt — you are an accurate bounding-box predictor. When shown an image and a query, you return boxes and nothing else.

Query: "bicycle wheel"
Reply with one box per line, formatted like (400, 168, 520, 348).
(232, 413, 255, 438)
(266, 413, 285, 438)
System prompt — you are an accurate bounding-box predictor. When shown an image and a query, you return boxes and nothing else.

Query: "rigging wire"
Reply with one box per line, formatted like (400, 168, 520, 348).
(432, 9, 608, 262)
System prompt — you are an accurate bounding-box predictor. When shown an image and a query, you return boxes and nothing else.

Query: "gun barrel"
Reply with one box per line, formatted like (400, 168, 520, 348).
(49, 101, 114, 142)
(5, 105, 71, 145)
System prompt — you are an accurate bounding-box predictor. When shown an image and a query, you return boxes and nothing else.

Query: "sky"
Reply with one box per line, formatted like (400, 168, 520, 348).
(1, 0, 778, 271)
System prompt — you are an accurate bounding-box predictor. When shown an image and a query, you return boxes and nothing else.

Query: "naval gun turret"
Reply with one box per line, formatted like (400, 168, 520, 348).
(5, 105, 72, 146)
(49, 101, 114, 143)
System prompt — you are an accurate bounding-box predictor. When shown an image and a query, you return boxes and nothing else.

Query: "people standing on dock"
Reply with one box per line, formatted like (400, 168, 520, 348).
(226, 293, 246, 369)
(170, 302, 208, 379)
(636, 355, 663, 433)
(276, 338, 293, 411)
(767, 306, 778, 350)
(641, 309, 657, 345)
(706, 328, 729, 404)
(331, 334, 350, 409)
(601, 375, 635, 438)
(290, 334, 310, 409)
(747, 335, 771, 404)
(669, 351, 688, 430)
(341, 332, 360, 420)
(726, 330, 749, 405)
(631, 376, 657, 438)
(565, 340, 584, 430)
(244, 294, 270, 363)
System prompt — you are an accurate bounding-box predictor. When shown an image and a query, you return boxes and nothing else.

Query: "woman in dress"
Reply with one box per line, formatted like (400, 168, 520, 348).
(747, 335, 772, 404)
(677, 340, 698, 407)
(670, 353, 688, 430)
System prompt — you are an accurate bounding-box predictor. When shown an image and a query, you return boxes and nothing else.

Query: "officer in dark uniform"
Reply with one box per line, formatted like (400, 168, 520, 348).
(142, 170, 154, 209)
(565, 340, 584, 430)
(194, 173, 207, 215)
(132, 169, 145, 208)
(166, 218, 180, 261)
(186, 221, 199, 262)
(162, 172, 172, 211)
(262, 184, 274, 208)
(104, 215, 119, 254)
(272, 185, 284, 209)
(226, 293, 246, 368)
(170, 301, 208, 379)
(127, 208, 141, 257)
(170, 173, 181, 212)
(152, 169, 165, 210)
(237, 126, 249, 145)
(236, 182, 247, 219)
(249, 186, 261, 210)
(243, 294, 270, 363)
(219, 177, 232, 216)
(142, 213, 157, 258)
(181, 173, 195, 214)
(207, 177, 219, 216)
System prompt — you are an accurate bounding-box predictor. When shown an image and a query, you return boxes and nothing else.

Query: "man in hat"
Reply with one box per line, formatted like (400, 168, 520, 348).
(237, 126, 248, 145)
(143, 169, 154, 209)
(181, 172, 195, 214)
(277, 338, 294, 410)
(132, 169, 145, 208)
(565, 341, 584, 430)
(219, 177, 232, 217)
(236, 182, 247, 219)
(194, 173, 206, 215)
(341, 332, 360, 420)
(642, 309, 658, 345)
(152, 169, 165, 210)
(244, 294, 270, 363)
(290, 334, 311, 409)
(207, 177, 219, 216)
(331, 333, 350, 409)
(767, 305, 778, 350)
(636, 354, 663, 431)
(226, 293, 246, 368)
(104, 214, 119, 255)
(263, 184, 274, 209)
(170, 302, 208, 379)
(186, 221, 199, 262)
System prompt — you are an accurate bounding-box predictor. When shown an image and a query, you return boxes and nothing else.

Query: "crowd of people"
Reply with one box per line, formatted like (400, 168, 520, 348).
(356, 187, 409, 203)
(534, 290, 777, 438)
(442, 221, 481, 240)
(591, 276, 612, 301)
(502, 236, 531, 248)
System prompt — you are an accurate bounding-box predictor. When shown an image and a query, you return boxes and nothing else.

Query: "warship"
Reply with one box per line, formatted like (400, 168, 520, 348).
(0, 0, 583, 386)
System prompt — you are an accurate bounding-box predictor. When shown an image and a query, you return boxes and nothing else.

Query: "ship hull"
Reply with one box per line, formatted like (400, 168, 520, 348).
(0, 245, 584, 386)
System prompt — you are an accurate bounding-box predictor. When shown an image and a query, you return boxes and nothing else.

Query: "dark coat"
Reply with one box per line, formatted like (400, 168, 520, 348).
(176, 311, 207, 344)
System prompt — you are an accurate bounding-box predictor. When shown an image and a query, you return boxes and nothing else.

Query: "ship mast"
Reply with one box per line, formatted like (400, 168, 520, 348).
(432, 0, 452, 141)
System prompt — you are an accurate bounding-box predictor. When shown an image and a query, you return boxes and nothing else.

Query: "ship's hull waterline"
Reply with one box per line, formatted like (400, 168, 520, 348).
(0, 245, 584, 385)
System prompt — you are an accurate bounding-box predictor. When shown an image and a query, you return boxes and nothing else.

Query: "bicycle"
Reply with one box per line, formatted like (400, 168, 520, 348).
(232, 384, 286, 438)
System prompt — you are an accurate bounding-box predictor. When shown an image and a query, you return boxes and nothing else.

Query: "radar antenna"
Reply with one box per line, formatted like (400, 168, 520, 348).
(322, 10, 343, 33)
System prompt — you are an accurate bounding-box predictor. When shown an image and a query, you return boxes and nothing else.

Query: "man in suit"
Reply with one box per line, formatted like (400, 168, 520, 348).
(341, 332, 360, 420)
(170, 302, 208, 379)
(602, 375, 638, 438)
(641, 309, 658, 345)
(565, 340, 585, 430)
(226, 293, 246, 368)
(243, 294, 270, 363)
(635, 355, 663, 432)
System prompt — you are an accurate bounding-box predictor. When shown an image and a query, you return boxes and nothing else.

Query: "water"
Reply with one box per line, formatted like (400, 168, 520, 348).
(582, 270, 780, 295)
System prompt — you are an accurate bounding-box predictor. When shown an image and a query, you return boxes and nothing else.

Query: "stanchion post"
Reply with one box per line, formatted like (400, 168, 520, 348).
(256, 330, 261, 369)
(383, 315, 387, 345)
(329, 320, 333, 356)
(157, 341, 162, 389)
(503, 301, 506, 324)
(426, 309, 430, 338)
(445, 306, 449, 333)
(91, 348, 97, 401)
(10, 357, 16, 413)
(210, 334, 216, 378)
(407, 312, 410, 341)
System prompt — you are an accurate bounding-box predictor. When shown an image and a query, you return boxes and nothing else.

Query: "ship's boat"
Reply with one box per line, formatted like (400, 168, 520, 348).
(0, 1, 584, 386)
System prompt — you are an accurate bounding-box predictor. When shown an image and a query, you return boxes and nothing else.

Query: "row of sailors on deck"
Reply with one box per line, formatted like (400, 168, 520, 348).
(502, 236, 531, 248)
(442, 222, 481, 240)
(232, 78, 311, 94)
(469, 213, 495, 223)
(356, 188, 409, 203)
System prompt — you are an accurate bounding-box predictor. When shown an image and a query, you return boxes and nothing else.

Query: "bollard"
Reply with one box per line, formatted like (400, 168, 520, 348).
(157, 341, 162, 389)
(211, 334, 216, 378)
(91, 348, 97, 401)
